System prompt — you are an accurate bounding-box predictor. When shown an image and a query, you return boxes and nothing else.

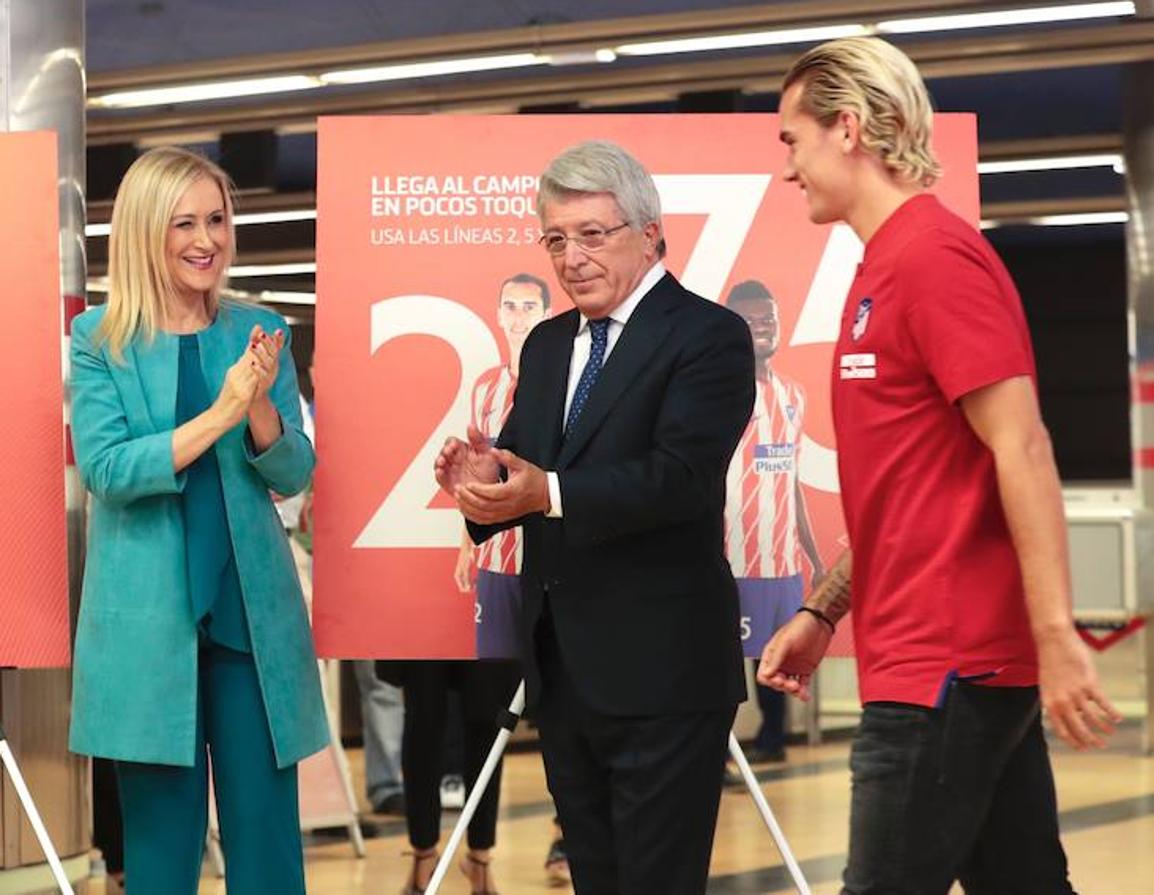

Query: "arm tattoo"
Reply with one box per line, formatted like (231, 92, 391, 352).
(806, 549, 852, 624)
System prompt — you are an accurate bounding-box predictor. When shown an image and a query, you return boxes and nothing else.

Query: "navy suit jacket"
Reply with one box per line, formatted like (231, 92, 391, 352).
(470, 272, 756, 716)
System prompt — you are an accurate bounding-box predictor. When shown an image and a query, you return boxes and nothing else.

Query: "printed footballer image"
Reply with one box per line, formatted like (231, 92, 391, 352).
(724, 279, 824, 656)
(455, 273, 552, 657)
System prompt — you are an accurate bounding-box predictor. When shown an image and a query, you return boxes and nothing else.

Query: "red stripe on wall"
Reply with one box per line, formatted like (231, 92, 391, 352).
(1135, 362, 1154, 403)
(63, 293, 86, 335)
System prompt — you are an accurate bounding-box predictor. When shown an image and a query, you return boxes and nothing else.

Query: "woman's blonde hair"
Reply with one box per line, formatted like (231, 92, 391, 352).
(98, 146, 236, 360)
(782, 37, 942, 187)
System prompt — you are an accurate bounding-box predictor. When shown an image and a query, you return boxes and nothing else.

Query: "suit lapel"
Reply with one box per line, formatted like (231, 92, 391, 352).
(537, 311, 578, 467)
(556, 275, 681, 470)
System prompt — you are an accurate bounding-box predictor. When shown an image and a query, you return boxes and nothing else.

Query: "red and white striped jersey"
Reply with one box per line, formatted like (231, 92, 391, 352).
(724, 373, 807, 579)
(471, 365, 522, 575)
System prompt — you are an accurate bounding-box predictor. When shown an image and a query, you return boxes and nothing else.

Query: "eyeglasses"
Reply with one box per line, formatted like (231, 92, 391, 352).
(539, 222, 630, 256)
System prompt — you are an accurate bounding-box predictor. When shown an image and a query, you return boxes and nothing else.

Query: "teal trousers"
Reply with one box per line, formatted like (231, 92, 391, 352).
(116, 642, 305, 894)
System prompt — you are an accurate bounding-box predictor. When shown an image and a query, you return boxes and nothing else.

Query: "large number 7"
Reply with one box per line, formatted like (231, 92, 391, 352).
(660, 175, 863, 495)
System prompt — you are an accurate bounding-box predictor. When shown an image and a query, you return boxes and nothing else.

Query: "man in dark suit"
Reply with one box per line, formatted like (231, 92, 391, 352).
(435, 140, 755, 894)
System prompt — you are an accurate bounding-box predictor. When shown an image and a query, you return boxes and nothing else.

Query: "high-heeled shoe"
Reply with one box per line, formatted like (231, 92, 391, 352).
(459, 850, 499, 895)
(400, 847, 439, 895)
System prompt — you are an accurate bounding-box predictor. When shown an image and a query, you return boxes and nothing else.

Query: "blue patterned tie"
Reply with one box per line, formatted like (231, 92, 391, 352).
(565, 317, 610, 433)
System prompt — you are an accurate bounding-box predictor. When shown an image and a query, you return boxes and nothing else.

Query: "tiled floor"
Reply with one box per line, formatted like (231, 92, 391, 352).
(126, 720, 1153, 894)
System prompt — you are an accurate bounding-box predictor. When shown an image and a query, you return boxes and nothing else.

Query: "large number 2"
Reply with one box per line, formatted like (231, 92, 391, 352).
(353, 295, 500, 548)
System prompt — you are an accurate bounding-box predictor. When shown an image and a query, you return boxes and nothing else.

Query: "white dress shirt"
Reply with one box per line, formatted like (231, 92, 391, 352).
(545, 262, 667, 517)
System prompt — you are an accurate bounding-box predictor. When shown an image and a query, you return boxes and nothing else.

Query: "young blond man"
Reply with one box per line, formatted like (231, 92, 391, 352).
(759, 37, 1119, 894)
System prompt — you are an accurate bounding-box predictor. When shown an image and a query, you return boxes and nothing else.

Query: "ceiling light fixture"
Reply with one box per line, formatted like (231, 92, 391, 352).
(232, 209, 319, 226)
(228, 262, 317, 277)
(978, 153, 1126, 174)
(253, 291, 317, 305)
(877, 2, 1135, 35)
(84, 3, 1140, 111)
(85, 207, 317, 239)
(319, 53, 546, 85)
(1029, 211, 1129, 226)
(615, 24, 870, 57)
(89, 75, 322, 109)
(547, 48, 618, 65)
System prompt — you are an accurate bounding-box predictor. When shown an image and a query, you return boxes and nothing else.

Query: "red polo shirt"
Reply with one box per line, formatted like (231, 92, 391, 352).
(834, 194, 1039, 707)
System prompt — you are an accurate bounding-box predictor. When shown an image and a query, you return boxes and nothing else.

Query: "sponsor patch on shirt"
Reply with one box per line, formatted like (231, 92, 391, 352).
(753, 442, 795, 473)
(840, 352, 877, 380)
(851, 297, 873, 341)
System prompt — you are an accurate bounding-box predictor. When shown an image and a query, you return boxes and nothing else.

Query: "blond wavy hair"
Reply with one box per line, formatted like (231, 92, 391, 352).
(783, 37, 942, 187)
(98, 146, 236, 360)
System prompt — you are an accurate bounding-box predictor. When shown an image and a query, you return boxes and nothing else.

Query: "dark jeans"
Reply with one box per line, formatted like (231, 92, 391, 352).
(843, 681, 1075, 895)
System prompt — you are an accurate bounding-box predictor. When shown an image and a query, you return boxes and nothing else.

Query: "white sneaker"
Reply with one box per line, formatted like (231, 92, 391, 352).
(439, 774, 465, 810)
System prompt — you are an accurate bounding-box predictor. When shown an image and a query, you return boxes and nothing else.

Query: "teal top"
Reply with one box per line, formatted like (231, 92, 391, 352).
(177, 334, 251, 652)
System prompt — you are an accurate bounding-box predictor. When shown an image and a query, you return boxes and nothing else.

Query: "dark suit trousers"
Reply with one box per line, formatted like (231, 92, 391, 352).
(534, 611, 735, 895)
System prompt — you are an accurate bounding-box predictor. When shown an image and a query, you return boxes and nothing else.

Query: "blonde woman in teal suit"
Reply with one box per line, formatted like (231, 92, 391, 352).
(68, 146, 327, 894)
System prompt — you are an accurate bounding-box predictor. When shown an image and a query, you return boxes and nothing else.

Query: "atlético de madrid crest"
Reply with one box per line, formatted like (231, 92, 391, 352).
(851, 297, 873, 342)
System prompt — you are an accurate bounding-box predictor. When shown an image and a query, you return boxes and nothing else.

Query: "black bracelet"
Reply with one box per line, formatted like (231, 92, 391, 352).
(797, 605, 836, 634)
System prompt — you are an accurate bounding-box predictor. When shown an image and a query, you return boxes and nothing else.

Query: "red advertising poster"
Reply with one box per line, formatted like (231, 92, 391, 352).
(0, 131, 70, 668)
(313, 114, 978, 659)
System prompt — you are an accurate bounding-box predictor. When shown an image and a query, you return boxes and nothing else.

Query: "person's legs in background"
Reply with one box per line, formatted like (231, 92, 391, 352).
(91, 758, 125, 891)
(399, 661, 452, 893)
(727, 576, 801, 785)
(352, 658, 405, 814)
(751, 575, 805, 764)
(439, 692, 467, 810)
(752, 668, 788, 763)
(457, 660, 519, 893)
(725, 662, 788, 789)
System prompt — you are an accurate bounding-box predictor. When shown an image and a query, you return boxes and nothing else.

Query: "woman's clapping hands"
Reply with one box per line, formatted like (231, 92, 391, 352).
(214, 325, 284, 426)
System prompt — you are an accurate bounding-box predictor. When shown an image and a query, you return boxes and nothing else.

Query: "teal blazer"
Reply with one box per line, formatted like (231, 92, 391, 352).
(68, 300, 328, 768)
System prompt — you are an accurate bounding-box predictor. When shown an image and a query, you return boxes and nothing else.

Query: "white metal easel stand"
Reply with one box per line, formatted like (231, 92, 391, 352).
(0, 720, 75, 894)
(424, 681, 525, 895)
(728, 731, 811, 894)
